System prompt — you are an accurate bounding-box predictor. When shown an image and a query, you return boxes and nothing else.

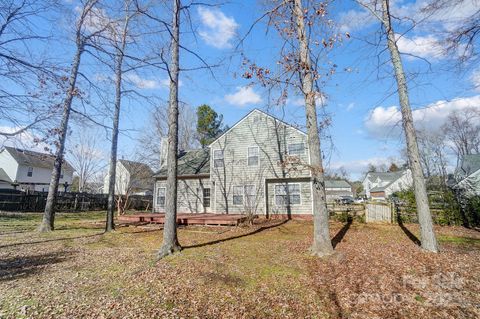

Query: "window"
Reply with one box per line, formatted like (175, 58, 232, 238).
(233, 186, 244, 205)
(27, 167, 33, 177)
(287, 143, 305, 155)
(213, 150, 224, 168)
(60, 170, 64, 179)
(203, 188, 210, 208)
(244, 185, 256, 206)
(157, 187, 166, 208)
(275, 183, 301, 206)
(247, 146, 259, 166)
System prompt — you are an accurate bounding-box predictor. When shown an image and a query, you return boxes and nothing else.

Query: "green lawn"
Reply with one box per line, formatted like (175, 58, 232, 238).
(0, 212, 479, 318)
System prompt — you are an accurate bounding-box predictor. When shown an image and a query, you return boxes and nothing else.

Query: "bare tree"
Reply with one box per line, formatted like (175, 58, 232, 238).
(0, 0, 59, 138)
(358, 0, 439, 252)
(416, 129, 448, 180)
(105, 0, 139, 232)
(157, 0, 182, 259)
(114, 160, 153, 215)
(240, 1, 340, 256)
(68, 133, 105, 192)
(137, 102, 198, 170)
(421, 0, 480, 64)
(38, 0, 111, 232)
(442, 107, 480, 160)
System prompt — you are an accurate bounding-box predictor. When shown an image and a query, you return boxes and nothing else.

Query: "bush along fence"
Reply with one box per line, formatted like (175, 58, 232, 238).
(0, 189, 152, 212)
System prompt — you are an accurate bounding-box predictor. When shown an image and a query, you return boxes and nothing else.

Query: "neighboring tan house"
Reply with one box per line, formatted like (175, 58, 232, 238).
(154, 108, 316, 218)
(0, 146, 74, 192)
(325, 180, 354, 202)
(362, 169, 412, 200)
(450, 154, 480, 197)
(104, 159, 154, 196)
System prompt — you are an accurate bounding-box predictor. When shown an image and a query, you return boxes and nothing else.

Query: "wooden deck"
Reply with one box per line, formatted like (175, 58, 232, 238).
(118, 213, 250, 226)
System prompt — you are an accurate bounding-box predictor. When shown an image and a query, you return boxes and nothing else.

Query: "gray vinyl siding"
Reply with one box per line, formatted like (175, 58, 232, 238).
(268, 181, 312, 216)
(154, 178, 211, 213)
(209, 109, 312, 216)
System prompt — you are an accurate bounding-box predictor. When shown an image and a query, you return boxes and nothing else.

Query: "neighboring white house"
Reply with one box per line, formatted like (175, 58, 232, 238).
(325, 180, 354, 202)
(450, 154, 480, 197)
(103, 159, 154, 196)
(0, 146, 74, 192)
(362, 169, 413, 200)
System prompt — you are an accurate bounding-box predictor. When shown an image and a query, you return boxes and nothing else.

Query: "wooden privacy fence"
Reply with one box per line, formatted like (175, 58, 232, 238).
(366, 202, 392, 223)
(0, 190, 152, 212)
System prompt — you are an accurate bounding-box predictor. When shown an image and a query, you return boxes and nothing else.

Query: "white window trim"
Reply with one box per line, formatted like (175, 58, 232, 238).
(233, 184, 257, 206)
(202, 187, 211, 208)
(232, 185, 244, 206)
(274, 183, 302, 206)
(213, 149, 224, 168)
(247, 146, 259, 166)
(287, 142, 306, 155)
(156, 186, 166, 207)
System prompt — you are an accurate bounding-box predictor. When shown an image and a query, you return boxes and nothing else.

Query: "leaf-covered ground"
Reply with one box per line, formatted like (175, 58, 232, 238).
(0, 212, 479, 318)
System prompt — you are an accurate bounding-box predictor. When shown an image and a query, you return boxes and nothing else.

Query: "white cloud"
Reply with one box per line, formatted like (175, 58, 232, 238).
(198, 7, 238, 49)
(346, 102, 355, 111)
(470, 69, 480, 92)
(77, 6, 116, 35)
(288, 97, 304, 107)
(225, 86, 262, 107)
(0, 126, 49, 152)
(124, 73, 161, 89)
(340, 0, 478, 33)
(364, 95, 480, 138)
(338, 8, 375, 32)
(396, 34, 444, 60)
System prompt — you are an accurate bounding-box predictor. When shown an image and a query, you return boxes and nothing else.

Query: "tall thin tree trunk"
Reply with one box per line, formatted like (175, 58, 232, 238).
(292, 0, 334, 257)
(381, 0, 438, 252)
(38, 43, 83, 233)
(106, 11, 129, 232)
(106, 50, 123, 232)
(157, 0, 182, 259)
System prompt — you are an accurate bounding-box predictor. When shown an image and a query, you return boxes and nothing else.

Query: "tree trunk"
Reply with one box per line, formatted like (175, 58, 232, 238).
(106, 3, 131, 232)
(38, 43, 83, 232)
(292, 0, 334, 257)
(157, 0, 182, 259)
(106, 44, 127, 232)
(381, 0, 438, 252)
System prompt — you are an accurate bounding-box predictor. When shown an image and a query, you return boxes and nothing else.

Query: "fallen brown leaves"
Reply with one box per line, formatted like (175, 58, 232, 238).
(0, 213, 479, 318)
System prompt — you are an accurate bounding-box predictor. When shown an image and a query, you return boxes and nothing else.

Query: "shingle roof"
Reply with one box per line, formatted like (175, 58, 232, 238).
(3, 146, 74, 171)
(325, 179, 351, 188)
(364, 170, 408, 192)
(366, 170, 405, 183)
(118, 160, 154, 190)
(118, 159, 153, 175)
(0, 168, 12, 183)
(370, 186, 387, 192)
(154, 149, 210, 178)
(455, 154, 480, 180)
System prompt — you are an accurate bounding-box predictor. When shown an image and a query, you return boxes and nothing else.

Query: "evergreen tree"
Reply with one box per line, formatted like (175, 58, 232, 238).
(196, 104, 225, 147)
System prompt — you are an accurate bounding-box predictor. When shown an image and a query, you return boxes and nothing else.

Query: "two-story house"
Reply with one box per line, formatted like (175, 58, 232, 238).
(362, 169, 413, 200)
(0, 146, 74, 191)
(104, 159, 154, 196)
(153, 109, 315, 218)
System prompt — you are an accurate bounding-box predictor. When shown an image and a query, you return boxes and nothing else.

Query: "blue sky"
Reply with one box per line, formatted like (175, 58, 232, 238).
(1, 0, 479, 180)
